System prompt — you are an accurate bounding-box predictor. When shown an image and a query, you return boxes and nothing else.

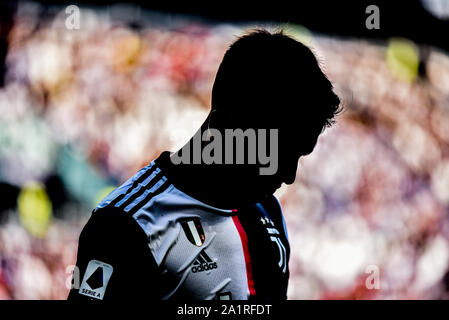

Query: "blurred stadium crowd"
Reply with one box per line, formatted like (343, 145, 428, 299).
(0, 2, 449, 299)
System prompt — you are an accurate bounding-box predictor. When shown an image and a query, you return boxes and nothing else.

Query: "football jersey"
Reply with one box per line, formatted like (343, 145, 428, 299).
(68, 152, 290, 301)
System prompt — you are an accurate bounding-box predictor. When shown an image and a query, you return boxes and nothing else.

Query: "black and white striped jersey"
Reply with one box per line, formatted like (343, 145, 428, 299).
(68, 152, 290, 301)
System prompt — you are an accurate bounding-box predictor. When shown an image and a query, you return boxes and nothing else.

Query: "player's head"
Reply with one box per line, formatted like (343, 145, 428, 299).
(205, 29, 341, 196)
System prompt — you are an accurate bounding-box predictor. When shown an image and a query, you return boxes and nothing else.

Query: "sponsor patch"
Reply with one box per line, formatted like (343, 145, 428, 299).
(78, 260, 113, 300)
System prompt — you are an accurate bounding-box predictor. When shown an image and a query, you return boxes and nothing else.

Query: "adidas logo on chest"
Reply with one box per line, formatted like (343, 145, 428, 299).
(191, 250, 218, 273)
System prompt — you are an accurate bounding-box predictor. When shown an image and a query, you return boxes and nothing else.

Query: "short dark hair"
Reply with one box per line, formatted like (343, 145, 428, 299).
(211, 29, 341, 130)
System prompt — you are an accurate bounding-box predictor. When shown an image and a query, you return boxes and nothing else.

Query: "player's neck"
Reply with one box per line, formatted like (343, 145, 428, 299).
(160, 150, 254, 209)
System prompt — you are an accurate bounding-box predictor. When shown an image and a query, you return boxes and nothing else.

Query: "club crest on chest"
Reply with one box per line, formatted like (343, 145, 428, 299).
(181, 218, 206, 246)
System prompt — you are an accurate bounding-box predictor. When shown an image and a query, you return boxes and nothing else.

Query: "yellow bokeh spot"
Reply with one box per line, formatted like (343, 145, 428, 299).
(94, 186, 116, 208)
(113, 34, 142, 73)
(386, 38, 419, 83)
(18, 182, 52, 238)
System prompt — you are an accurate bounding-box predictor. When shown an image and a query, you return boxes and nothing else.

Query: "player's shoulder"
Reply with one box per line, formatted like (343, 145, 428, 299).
(96, 159, 175, 213)
(261, 194, 283, 218)
(90, 155, 208, 235)
(94, 162, 159, 210)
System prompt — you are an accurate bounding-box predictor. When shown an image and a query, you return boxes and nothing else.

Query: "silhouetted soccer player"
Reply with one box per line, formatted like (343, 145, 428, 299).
(68, 29, 341, 301)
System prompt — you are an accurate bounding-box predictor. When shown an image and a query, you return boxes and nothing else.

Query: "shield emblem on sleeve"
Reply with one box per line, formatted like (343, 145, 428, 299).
(181, 218, 206, 246)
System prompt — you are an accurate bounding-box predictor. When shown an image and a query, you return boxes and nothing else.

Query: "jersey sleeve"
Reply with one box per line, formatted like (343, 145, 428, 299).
(67, 206, 162, 301)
